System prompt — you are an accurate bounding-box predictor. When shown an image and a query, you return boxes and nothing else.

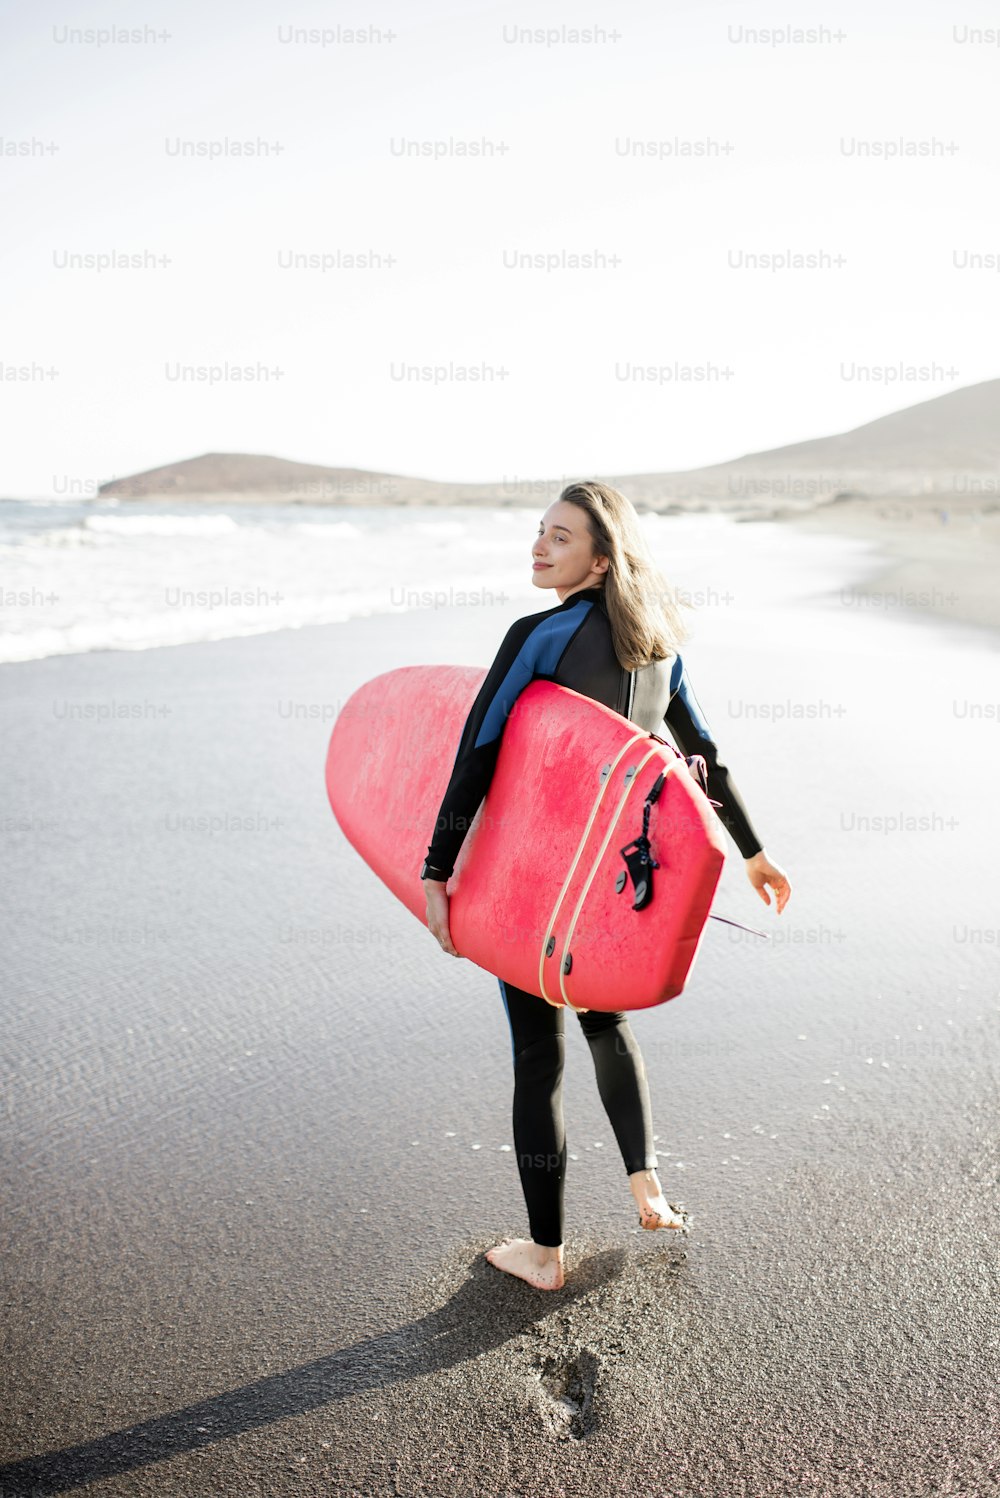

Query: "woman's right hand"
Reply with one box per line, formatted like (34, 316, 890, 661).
(424, 880, 461, 956)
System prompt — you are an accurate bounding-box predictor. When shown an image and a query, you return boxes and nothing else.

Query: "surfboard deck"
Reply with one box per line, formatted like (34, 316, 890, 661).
(325, 665, 727, 1011)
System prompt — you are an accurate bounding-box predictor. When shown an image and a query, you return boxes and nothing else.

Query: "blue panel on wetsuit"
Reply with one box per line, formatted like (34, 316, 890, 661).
(472, 600, 595, 750)
(669, 653, 713, 743)
(497, 977, 516, 1066)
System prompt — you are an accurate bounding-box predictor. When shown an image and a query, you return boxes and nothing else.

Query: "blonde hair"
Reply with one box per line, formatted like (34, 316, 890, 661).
(557, 480, 692, 671)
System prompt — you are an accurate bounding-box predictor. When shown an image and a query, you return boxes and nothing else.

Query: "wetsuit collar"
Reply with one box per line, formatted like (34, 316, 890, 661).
(558, 584, 607, 607)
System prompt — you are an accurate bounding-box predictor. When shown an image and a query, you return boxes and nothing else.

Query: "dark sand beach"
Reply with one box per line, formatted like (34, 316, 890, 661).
(2, 556, 999, 1496)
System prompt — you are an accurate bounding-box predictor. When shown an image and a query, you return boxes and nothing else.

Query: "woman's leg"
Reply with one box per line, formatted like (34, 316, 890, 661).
(575, 1008, 657, 1174)
(497, 978, 567, 1248)
(576, 1008, 685, 1230)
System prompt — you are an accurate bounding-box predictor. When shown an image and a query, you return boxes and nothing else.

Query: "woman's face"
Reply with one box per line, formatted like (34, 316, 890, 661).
(531, 500, 609, 600)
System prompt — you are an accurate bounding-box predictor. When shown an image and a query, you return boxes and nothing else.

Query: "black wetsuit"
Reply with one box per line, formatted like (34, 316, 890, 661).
(422, 583, 764, 1247)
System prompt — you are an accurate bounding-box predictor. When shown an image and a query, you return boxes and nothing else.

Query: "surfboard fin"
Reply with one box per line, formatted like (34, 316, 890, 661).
(619, 836, 658, 910)
(618, 769, 668, 910)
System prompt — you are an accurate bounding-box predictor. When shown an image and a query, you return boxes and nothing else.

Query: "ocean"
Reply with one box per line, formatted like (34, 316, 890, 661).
(0, 497, 888, 664)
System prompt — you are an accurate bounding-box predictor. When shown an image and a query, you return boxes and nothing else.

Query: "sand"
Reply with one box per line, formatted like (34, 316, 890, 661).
(776, 491, 1000, 637)
(1, 543, 999, 1496)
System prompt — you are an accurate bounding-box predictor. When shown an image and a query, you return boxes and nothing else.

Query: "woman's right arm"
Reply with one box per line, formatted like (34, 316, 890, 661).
(421, 613, 544, 882)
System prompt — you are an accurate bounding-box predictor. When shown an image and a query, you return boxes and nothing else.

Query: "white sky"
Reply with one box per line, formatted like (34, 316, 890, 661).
(2, 0, 999, 497)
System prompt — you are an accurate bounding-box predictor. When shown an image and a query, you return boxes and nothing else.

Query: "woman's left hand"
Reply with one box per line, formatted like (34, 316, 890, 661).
(745, 850, 791, 914)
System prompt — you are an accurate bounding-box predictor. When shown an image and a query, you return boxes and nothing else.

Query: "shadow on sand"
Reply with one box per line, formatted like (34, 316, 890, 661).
(0, 1247, 630, 1494)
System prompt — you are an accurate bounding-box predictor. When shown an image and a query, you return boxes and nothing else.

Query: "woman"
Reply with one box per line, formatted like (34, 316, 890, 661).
(420, 481, 791, 1291)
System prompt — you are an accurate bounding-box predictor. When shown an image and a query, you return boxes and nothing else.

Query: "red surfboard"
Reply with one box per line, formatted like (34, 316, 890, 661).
(325, 665, 727, 1012)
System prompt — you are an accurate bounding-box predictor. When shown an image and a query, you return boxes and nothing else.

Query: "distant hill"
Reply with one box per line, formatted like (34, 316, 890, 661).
(99, 378, 1000, 511)
(615, 376, 1000, 506)
(96, 452, 482, 505)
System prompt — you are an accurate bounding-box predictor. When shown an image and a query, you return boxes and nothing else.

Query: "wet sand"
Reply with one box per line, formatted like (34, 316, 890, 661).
(2, 550, 999, 1496)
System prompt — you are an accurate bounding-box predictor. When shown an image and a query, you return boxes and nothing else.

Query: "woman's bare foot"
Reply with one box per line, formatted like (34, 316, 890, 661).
(485, 1238, 565, 1290)
(629, 1168, 686, 1230)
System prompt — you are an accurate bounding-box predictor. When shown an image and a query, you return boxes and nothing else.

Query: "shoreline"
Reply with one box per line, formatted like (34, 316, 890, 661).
(6, 485, 1000, 671)
(6, 492, 999, 672)
(0, 502, 890, 669)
